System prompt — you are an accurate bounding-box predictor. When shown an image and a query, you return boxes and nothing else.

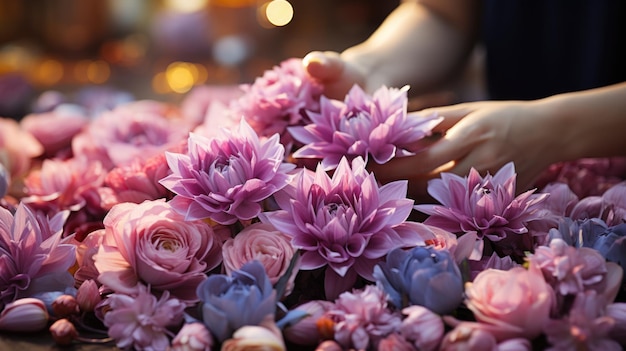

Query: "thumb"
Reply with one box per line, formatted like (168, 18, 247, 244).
(302, 51, 345, 82)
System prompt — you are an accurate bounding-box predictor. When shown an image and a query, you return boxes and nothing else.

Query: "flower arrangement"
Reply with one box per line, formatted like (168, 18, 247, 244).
(0, 57, 625, 351)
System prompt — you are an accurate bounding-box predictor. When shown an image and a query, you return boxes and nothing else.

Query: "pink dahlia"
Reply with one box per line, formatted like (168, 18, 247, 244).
(20, 106, 89, 158)
(0, 203, 75, 309)
(160, 119, 295, 225)
(260, 156, 422, 299)
(104, 284, 186, 351)
(289, 84, 442, 170)
(229, 58, 323, 142)
(415, 162, 549, 246)
(71, 100, 190, 170)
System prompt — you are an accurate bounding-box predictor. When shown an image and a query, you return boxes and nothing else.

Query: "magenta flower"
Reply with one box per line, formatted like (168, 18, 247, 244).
(289, 84, 442, 170)
(327, 285, 402, 350)
(20, 106, 89, 158)
(0, 203, 75, 309)
(260, 156, 422, 299)
(160, 119, 295, 225)
(93, 199, 223, 302)
(229, 58, 323, 142)
(103, 284, 186, 351)
(71, 100, 191, 170)
(415, 162, 549, 256)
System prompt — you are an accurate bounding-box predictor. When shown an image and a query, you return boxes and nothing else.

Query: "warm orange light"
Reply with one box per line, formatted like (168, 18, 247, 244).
(210, 0, 257, 8)
(265, 0, 293, 27)
(152, 72, 171, 94)
(32, 59, 64, 86)
(87, 60, 110, 84)
(164, 0, 208, 12)
(165, 62, 196, 94)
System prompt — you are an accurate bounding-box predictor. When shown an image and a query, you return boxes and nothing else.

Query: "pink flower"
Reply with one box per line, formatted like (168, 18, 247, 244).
(260, 156, 421, 299)
(415, 162, 549, 259)
(103, 285, 186, 351)
(400, 305, 445, 351)
(230, 58, 323, 142)
(161, 119, 295, 225)
(377, 333, 415, 351)
(0, 298, 49, 332)
(328, 285, 402, 350)
(222, 222, 299, 294)
(439, 323, 532, 351)
(75, 279, 101, 313)
(528, 238, 610, 297)
(171, 322, 214, 351)
(20, 106, 89, 158)
(570, 181, 626, 226)
(290, 84, 442, 170)
(544, 291, 621, 351)
(93, 199, 223, 302)
(181, 84, 243, 127)
(71, 229, 106, 285)
(71, 100, 190, 170)
(99, 153, 172, 209)
(49, 318, 78, 346)
(0, 118, 43, 182)
(0, 203, 75, 308)
(464, 266, 555, 340)
(221, 315, 286, 351)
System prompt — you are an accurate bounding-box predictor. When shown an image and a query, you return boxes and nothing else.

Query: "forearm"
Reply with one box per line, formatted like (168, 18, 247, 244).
(341, 0, 479, 94)
(538, 82, 626, 161)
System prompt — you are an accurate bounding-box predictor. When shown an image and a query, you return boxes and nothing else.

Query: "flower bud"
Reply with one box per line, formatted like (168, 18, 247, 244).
(0, 298, 49, 332)
(283, 300, 334, 346)
(49, 318, 78, 346)
(52, 294, 79, 317)
(170, 322, 213, 351)
(314, 340, 343, 351)
(76, 280, 101, 312)
(221, 315, 285, 351)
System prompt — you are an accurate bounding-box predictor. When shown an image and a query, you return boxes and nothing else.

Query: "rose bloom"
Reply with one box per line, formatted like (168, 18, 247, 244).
(222, 222, 299, 294)
(464, 266, 555, 340)
(71, 100, 190, 170)
(221, 315, 286, 351)
(93, 199, 223, 302)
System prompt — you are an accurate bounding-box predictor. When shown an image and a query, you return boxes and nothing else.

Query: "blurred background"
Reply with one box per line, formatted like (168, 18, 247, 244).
(0, 0, 398, 119)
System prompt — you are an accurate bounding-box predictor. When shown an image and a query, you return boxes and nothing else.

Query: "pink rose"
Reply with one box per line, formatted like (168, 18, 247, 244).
(20, 106, 89, 158)
(0, 118, 43, 182)
(222, 222, 299, 294)
(465, 267, 555, 340)
(93, 199, 224, 302)
(221, 315, 285, 351)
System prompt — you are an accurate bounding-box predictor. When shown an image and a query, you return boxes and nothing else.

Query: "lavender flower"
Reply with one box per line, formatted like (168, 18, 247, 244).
(260, 156, 423, 299)
(327, 285, 402, 350)
(196, 260, 276, 342)
(289, 84, 442, 170)
(0, 203, 75, 309)
(104, 285, 186, 351)
(160, 119, 295, 225)
(373, 246, 464, 314)
(591, 223, 626, 269)
(415, 162, 548, 256)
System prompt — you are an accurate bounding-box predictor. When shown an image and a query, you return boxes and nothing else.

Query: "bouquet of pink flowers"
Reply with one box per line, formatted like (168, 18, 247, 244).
(1, 58, 625, 351)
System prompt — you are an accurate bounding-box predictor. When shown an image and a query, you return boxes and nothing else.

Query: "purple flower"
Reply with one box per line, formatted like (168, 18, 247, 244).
(289, 84, 442, 170)
(160, 119, 295, 225)
(591, 223, 626, 269)
(0, 203, 75, 309)
(415, 162, 548, 255)
(373, 246, 464, 314)
(570, 181, 626, 226)
(260, 156, 422, 299)
(327, 285, 402, 350)
(399, 305, 444, 351)
(0, 163, 9, 199)
(544, 291, 621, 351)
(230, 58, 323, 142)
(196, 260, 276, 342)
(103, 285, 186, 351)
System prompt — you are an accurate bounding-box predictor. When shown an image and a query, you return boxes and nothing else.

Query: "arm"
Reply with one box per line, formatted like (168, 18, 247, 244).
(374, 82, 626, 196)
(304, 0, 481, 98)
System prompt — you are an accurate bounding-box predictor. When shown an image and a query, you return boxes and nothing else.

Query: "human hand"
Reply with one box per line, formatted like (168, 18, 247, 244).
(371, 100, 561, 197)
(302, 50, 368, 100)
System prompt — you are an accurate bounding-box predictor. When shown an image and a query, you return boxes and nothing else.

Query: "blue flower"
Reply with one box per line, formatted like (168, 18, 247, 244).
(373, 246, 464, 314)
(196, 260, 276, 342)
(592, 222, 626, 269)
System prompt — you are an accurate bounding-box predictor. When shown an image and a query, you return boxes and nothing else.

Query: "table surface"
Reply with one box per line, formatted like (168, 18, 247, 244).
(0, 330, 117, 350)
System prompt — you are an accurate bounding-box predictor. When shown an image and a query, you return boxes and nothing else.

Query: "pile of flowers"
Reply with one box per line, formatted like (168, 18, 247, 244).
(0, 57, 625, 351)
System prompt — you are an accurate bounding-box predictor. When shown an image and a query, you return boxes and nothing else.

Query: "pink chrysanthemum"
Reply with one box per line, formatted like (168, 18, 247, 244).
(327, 285, 402, 350)
(289, 84, 442, 170)
(104, 285, 186, 351)
(0, 203, 75, 309)
(230, 58, 323, 141)
(260, 156, 423, 299)
(415, 162, 549, 243)
(160, 119, 295, 225)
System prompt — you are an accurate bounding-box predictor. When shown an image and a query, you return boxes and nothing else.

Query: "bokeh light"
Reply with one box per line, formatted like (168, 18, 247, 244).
(164, 0, 208, 13)
(265, 0, 293, 27)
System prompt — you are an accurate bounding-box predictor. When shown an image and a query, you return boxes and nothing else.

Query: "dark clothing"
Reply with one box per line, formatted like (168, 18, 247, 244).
(482, 0, 626, 100)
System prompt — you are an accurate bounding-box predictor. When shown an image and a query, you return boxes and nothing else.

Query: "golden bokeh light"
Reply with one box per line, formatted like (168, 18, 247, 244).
(31, 59, 64, 86)
(164, 61, 209, 94)
(265, 0, 293, 27)
(164, 0, 208, 13)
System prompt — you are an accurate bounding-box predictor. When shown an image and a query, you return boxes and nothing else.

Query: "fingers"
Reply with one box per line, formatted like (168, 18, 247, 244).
(302, 51, 345, 81)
